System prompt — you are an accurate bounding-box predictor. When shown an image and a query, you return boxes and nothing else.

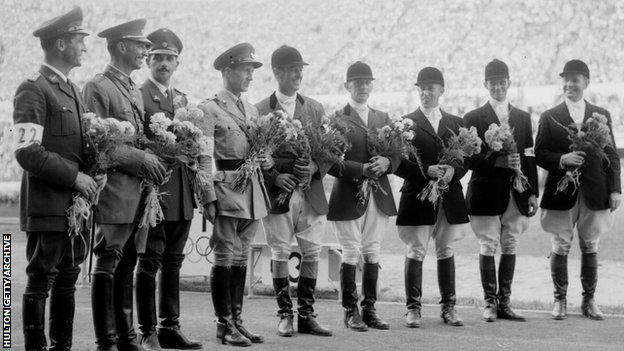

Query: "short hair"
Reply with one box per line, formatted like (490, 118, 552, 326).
(40, 33, 74, 52)
(106, 40, 122, 56)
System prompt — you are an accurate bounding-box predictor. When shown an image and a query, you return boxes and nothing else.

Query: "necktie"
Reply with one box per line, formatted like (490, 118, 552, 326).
(236, 99, 246, 116)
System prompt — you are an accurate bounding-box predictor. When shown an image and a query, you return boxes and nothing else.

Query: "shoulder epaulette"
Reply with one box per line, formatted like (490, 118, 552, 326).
(27, 72, 41, 82)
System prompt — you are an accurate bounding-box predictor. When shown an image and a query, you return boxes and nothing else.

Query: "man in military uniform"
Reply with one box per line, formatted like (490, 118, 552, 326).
(15, 7, 101, 350)
(464, 59, 539, 322)
(198, 43, 272, 347)
(535, 59, 621, 321)
(255, 45, 333, 338)
(83, 19, 167, 351)
(135, 28, 202, 350)
(395, 67, 469, 328)
(328, 61, 398, 332)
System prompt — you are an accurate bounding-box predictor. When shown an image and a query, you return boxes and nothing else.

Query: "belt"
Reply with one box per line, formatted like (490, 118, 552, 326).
(215, 159, 245, 171)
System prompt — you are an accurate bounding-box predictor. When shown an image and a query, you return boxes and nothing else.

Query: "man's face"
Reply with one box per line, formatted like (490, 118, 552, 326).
(562, 73, 588, 102)
(121, 40, 149, 70)
(345, 79, 373, 104)
(275, 64, 303, 93)
(226, 63, 255, 94)
(60, 34, 87, 68)
(418, 83, 444, 109)
(484, 78, 510, 102)
(147, 53, 179, 84)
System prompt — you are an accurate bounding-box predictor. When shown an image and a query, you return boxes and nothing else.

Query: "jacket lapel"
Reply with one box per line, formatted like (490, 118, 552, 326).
(483, 102, 501, 126)
(40, 66, 74, 99)
(583, 100, 595, 123)
(414, 109, 438, 141)
(145, 79, 173, 114)
(556, 102, 575, 126)
(341, 104, 368, 133)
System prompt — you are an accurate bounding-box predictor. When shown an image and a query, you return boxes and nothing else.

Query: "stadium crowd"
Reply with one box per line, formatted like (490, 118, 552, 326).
(2, 0, 624, 182)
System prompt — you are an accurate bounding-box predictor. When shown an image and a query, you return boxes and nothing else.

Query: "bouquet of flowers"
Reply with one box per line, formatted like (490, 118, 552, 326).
(139, 112, 210, 229)
(417, 126, 482, 205)
(553, 112, 613, 193)
(66, 113, 137, 240)
(359, 117, 419, 206)
(231, 110, 296, 192)
(275, 119, 309, 205)
(483, 123, 530, 192)
(174, 104, 214, 204)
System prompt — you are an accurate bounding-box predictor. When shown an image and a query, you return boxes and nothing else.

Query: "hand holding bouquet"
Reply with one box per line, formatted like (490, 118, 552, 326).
(359, 117, 418, 206)
(484, 123, 530, 192)
(139, 112, 210, 229)
(417, 126, 482, 205)
(66, 113, 136, 238)
(553, 112, 613, 194)
(231, 110, 296, 192)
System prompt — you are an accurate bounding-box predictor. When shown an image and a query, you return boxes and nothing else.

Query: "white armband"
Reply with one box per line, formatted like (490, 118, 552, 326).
(12, 123, 44, 150)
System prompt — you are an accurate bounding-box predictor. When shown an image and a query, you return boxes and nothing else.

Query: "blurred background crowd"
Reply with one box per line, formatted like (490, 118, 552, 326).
(2, 0, 624, 182)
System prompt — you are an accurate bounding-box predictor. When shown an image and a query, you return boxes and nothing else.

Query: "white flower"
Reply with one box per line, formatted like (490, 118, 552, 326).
(491, 140, 503, 151)
(402, 130, 415, 141)
(394, 121, 405, 131)
(402, 118, 414, 128)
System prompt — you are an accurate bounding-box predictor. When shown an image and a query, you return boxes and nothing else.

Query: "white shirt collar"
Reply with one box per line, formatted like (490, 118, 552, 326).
(42, 63, 68, 83)
(276, 90, 297, 104)
(489, 97, 510, 123)
(420, 106, 442, 132)
(349, 99, 369, 125)
(149, 76, 170, 96)
(565, 98, 586, 124)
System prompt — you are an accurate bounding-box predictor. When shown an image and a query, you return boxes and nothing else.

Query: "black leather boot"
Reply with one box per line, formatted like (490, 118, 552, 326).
(405, 258, 422, 328)
(361, 263, 389, 330)
(438, 257, 463, 327)
(49, 291, 75, 350)
(550, 253, 568, 320)
(297, 276, 332, 336)
(211, 266, 251, 347)
(580, 253, 604, 320)
(497, 254, 525, 321)
(341, 263, 367, 331)
(479, 255, 498, 322)
(273, 276, 294, 337)
(135, 272, 161, 351)
(92, 273, 119, 351)
(114, 259, 141, 351)
(157, 265, 202, 349)
(23, 295, 47, 351)
(138, 329, 161, 351)
(231, 265, 264, 343)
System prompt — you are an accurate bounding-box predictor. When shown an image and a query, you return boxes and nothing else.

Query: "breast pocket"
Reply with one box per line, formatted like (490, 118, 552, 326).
(48, 106, 77, 136)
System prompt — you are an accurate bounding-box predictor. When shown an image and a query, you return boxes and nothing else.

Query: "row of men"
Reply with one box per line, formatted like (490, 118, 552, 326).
(14, 6, 621, 351)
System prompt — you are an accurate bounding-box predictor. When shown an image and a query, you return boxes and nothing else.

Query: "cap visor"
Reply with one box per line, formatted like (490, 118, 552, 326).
(149, 49, 179, 56)
(559, 71, 589, 78)
(123, 35, 152, 44)
(68, 28, 90, 36)
(347, 76, 375, 82)
(415, 80, 443, 86)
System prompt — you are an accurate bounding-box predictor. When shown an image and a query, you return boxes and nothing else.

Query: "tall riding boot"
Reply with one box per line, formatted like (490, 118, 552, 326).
(49, 292, 75, 350)
(230, 265, 263, 343)
(340, 263, 367, 331)
(92, 273, 119, 351)
(404, 258, 423, 328)
(157, 264, 202, 349)
(211, 266, 251, 347)
(361, 263, 389, 329)
(479, 255, 498, 322)
(114, 268, 141, 351)
(438, 256, 463, 326)
(297, 262, 332, 336)
(497, 254, 525, 321)
(23, 295, 47, 351)
(550, 253, 568, 320)
(272, 259, 295, 337)
(580, 253, 604, 320)
(135, 271, 161, 351)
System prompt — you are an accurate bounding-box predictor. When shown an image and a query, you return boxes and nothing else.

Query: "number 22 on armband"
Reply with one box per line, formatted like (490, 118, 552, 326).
(12, 123, 43, 149)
